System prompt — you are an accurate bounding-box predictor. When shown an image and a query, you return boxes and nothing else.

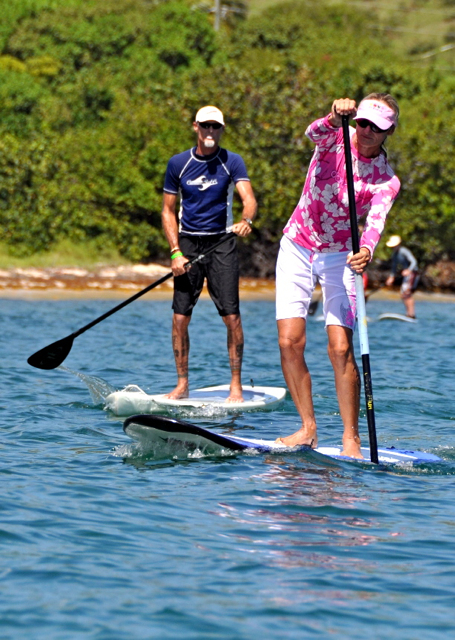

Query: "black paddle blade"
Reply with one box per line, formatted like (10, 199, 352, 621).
(27, 334, 75, 370)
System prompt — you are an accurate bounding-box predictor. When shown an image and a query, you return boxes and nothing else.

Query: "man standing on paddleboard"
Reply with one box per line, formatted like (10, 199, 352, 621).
(275, 94, 400, 458)
(161, 106, 257, 402)
(385, 235, 419, 319)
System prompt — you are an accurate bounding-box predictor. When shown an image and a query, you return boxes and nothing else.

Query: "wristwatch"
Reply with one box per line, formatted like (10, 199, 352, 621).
(243, 218, 253, 226)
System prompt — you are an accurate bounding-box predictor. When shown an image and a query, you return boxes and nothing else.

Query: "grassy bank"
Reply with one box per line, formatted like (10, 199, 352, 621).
(248, 0, 455, 71)
(0, 239, 132, 270)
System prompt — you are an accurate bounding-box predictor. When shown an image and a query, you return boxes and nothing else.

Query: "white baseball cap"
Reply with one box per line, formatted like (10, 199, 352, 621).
(354, 99, 397, 130)
(195, 105, 225, 125)
(386, 235, 402, 248)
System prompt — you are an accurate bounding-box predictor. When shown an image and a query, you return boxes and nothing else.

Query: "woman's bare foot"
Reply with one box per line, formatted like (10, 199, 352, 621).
(164, 381, 189, 400)
(341, 433, 363, 459)
(275, 424, 318, 448)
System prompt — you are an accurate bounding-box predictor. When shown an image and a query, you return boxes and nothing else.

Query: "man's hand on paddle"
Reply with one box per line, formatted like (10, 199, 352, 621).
(171, 254, 190, 277)
(231, 219, 253, 237)
(347, 247, 371, 273)
(328, 98, 357, 128)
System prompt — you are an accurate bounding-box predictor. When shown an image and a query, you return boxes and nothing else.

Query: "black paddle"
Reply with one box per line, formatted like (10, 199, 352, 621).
(28, 232, 236, 370)
(341, 115, 379, 464)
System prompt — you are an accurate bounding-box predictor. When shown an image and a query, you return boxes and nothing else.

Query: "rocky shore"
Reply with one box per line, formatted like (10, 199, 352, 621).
(0, 264, 172, 292)
(0, 264, 278, 299)
(1, 262, 454, 301)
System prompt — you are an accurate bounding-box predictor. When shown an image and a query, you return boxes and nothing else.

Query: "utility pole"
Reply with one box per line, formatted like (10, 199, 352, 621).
(214, 0, 220, 31)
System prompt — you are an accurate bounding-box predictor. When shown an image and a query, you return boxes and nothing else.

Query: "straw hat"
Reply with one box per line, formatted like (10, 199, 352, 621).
(386, 235, 401, 248)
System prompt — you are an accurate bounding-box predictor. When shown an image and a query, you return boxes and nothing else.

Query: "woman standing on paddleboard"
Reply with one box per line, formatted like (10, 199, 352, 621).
(275, 94, 400, 458)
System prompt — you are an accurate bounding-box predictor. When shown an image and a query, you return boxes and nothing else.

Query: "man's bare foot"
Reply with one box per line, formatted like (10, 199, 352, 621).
(341, 434, 363, 459)
(275, 425, 318, 448)
(226, 386, 244, 403)
(164, 383, 189, 400)
(225, 381, 243, 403)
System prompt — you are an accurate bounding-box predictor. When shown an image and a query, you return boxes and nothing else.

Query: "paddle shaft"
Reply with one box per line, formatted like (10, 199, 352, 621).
(341, 115, 379, 464)
(27, 232, 236, 369)
(71, 232, 236, 339)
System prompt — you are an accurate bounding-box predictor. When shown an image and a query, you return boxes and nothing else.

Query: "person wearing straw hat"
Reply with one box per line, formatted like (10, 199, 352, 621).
(275, 93, 400, 458)
(385, 235, 419, 318)
(161, 105, 257, 402)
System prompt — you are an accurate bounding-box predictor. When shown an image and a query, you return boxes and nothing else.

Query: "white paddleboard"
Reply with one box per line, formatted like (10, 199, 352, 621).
(378, 313, 417, 323)
(123, 414, 442, 466)
(105, 384, 286, 417)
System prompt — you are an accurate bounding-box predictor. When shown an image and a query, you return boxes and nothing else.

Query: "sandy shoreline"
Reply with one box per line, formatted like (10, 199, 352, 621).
(0, 264, 454, 303)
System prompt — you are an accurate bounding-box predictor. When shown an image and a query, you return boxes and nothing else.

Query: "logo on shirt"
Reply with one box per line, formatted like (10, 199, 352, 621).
(186, 175, 218, 191)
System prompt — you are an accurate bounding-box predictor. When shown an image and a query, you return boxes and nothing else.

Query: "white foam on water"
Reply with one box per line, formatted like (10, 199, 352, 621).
(59, 366, 117, 404)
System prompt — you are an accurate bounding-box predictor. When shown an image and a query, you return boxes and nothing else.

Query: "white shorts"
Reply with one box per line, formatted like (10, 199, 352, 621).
(276, 235, 357, 329)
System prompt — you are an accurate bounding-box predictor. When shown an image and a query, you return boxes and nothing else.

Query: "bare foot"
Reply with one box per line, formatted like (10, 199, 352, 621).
(226, 384, 244, 404)
(226, 392, 244, 404)
(341, 435, 363, 459)
(164, 383, 189, 400)
(276, 425, 318, 448)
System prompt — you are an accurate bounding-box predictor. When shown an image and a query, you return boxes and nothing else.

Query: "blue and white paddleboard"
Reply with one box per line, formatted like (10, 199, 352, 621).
(378, 313, 417, 323)
(123, 414, 441, 465)
(106, 384, 286, 417)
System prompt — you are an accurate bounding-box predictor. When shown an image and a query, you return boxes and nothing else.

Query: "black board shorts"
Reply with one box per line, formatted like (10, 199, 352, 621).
(172, 233, 240, 317)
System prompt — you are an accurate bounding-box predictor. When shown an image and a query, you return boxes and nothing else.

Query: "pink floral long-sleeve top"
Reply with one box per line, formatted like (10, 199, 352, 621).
(283, 115, 400, 257)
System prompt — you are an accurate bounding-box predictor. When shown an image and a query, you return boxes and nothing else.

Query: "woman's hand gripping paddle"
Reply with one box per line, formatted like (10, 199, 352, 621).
(341, 115, 379, 464)
(27, 233, 236, 370)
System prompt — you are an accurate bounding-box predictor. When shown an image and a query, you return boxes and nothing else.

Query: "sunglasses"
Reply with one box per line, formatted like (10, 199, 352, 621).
(356, 119, 389, 134)
(198, 121, 223, 129)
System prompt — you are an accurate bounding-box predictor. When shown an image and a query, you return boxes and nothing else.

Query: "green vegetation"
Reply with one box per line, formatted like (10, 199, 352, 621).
(0, 238, 129, 269)
(0, 0, 454, 275)
(248, 0, 455, 70)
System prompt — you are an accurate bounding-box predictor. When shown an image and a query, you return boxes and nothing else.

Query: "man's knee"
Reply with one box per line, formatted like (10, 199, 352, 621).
(223, 313, 242, 331)
(173, 313, 192, 333)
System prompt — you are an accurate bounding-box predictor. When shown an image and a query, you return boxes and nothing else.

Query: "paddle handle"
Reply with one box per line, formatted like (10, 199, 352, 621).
(342, 117, 360, 254)
(73, 232, 236, 339)
(341, 115, 379, 464)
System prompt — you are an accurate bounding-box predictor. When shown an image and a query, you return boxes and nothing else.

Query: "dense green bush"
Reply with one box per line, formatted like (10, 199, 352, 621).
(0, 0, 453, 270)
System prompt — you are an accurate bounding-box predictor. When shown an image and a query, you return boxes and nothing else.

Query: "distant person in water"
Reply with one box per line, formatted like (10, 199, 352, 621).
(161, 105, 257, 402)
(385, 235, 419, 318)
(275, 94, 400, 458)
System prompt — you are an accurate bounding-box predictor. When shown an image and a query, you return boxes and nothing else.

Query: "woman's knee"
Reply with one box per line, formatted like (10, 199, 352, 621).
(278, 331, 307, 355)
(277, 319, 307, 355)
(327, 341, 351, 363)
(327, 327, 353, 363)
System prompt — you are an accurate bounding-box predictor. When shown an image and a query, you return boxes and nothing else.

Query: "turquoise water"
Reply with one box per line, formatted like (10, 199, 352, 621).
(2, 296, 455, 639)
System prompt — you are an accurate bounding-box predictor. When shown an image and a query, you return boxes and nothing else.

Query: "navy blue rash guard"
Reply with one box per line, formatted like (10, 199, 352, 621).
(390, 246, 418, 276)
(163, 147, 250, 235)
